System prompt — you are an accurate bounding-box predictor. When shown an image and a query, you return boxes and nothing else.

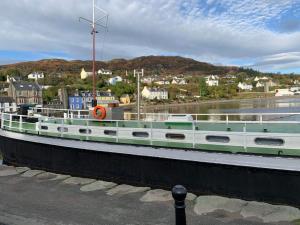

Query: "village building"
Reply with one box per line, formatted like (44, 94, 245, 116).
(275, 89, 294, 97)
(98, 69, 112, 76)
(28, 72, 44, 80)
(7, 80, 42, 105)
(80, 68, 93, 80)
(155, 80, 170, 85)
(238, 82, 253, 91)
(120, 94, 131, 104)
(142, 86, 168, 100)
(108, 76, 123, 85)
(205, 75, 219, 87)
(171, 78, 187, 85)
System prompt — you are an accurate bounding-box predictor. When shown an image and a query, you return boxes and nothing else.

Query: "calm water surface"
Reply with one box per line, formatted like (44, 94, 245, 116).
(137, 97, 300, 121)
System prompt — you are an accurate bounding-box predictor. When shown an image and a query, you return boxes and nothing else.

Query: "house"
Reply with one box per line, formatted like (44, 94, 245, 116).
(80, 68, 93, 80)
(155, 80, 170, 85)
(96, 91, 116, 102)
(98, 69, 112, 76)
(80, 91, 116, 109)
(0, 96, 15, 112)
(141, 77, 156, 84)
(68, 95, 83, 110)
(7, 80, 42, 105)
(171, 78, 187, 85)
(28, 72, 44, 80)
(120, 94, 131, 104)
(108, 76, 123, 85)
(205, 75, 219, 87)
(254, 76, 269, 82)
(142, 86, 168, 100)
(275, 89, 294, 97)
(6, 75, 21, 83)
(256, 81, 264, 88)
(238, 82, 253, 91)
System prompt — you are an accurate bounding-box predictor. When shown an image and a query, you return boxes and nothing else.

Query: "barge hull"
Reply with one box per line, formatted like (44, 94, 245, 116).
(1, 131, 300, 206)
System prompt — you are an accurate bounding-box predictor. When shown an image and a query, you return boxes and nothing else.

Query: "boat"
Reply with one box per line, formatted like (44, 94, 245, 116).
(1, 106, 300, 206)
(2, 0, 300, 207)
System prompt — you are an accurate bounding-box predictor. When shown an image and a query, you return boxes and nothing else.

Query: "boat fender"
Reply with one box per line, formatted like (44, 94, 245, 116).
(93, 106, 106, 120)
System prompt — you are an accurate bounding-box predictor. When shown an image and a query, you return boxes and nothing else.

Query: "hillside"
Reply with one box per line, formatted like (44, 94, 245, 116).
(0, 56, 240, 77)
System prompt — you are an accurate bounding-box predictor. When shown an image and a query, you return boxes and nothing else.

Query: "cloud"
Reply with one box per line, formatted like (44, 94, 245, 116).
(252, 52, 300, 72)
(0, 0, 300, 72)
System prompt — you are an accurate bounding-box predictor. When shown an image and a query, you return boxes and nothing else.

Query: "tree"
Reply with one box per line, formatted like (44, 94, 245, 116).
(199, 78, 208, 97)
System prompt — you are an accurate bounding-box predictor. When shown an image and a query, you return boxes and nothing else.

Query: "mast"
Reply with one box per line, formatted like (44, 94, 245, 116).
(79, 0, 108, 107)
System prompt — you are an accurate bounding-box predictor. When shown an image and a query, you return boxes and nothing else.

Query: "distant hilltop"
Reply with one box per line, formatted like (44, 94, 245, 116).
(0, 56, 244, 77)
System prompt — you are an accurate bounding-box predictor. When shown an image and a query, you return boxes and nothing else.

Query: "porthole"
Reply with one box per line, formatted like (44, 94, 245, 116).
(41, 126, 48, 130)
(104, 130, 117, 136)
(132, 132, 149, 138)
(206, 135, 230, 143)
(166, 133, 185, 140)
(255, 138, 284, 146)
(57, 127, 68, 132)
(79, 128, 92, 134)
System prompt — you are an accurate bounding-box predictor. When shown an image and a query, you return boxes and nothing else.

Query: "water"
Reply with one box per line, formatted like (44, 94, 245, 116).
(139, 97, 300, 121)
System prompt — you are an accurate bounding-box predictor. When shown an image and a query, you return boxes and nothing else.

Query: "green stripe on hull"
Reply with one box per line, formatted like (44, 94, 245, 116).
(195, 144, 244, 153)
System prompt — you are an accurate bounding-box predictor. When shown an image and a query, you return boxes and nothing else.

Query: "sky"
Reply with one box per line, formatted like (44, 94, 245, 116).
(1, 0, 300, 73)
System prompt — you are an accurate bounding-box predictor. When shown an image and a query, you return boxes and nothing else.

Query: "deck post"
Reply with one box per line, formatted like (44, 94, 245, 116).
(9, 114, 12, 129)
(0, 113, 3, 129)
(172, 185, 187, 225)
(192, 121, 195, 148)
(19, 115, 22, 132)
(116, 120, 119, 143)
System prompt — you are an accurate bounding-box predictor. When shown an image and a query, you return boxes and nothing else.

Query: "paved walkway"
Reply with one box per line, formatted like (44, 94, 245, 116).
(0, 165, 298, 225)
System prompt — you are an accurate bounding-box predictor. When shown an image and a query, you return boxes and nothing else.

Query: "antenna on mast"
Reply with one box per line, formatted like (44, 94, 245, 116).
(79, 0, 108, 107)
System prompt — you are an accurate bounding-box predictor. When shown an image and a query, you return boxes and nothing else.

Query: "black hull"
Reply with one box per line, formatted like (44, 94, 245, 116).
(1, 132, 300, 207)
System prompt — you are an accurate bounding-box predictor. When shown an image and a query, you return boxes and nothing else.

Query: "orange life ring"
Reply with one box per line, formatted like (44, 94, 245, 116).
(93, 106, 106, 120)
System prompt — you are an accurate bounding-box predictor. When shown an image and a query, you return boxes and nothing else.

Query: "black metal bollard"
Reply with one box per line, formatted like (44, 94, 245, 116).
(172, 185, 187, 225)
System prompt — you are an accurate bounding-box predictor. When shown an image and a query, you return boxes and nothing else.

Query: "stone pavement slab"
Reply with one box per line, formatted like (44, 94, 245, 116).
(21, 170, 45, 178)
(106, 184, 150, 196)
(241, 201, 300, 223)
(63, 177, 96, 185)
(194, 196, 247, 215)
(140, 189, 173, 202)
(15, 167, 30, 174)
(0, 166, 19, 177)
(80, 180, 117, 192)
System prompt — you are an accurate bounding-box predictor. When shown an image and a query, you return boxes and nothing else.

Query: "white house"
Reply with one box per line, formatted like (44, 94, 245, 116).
(171, 78, 187, 85)
(256, 81, 264, 88)
(28, 72, 44, 80)
(254, 76, 269, 82)
(80, 68, 93, 80)
(98, 69, 112, 76)
(275, 89, 294, 97)
(238, 82, 253, 91)
(108, 76, 123, 85)
(142, 86, 168, 100)
(141, 77, 156, 84)
(155, 80, 170, 85)
(205, 75, 219, 87)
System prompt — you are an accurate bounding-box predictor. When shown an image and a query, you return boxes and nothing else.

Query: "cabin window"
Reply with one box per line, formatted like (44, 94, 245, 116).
(57, 127, 68, 132)
(79, 128, 92, 134)
(255, 138, 284, 146)
(206, 135, 230, 143)
(104, 130, 117, 136)
(132, 132, 149, 138)
(166, 133, 185, 140)
(41, 126, 48, 130)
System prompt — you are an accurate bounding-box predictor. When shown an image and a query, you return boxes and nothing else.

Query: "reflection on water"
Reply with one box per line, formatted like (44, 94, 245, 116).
(138, 97, 300, 121)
